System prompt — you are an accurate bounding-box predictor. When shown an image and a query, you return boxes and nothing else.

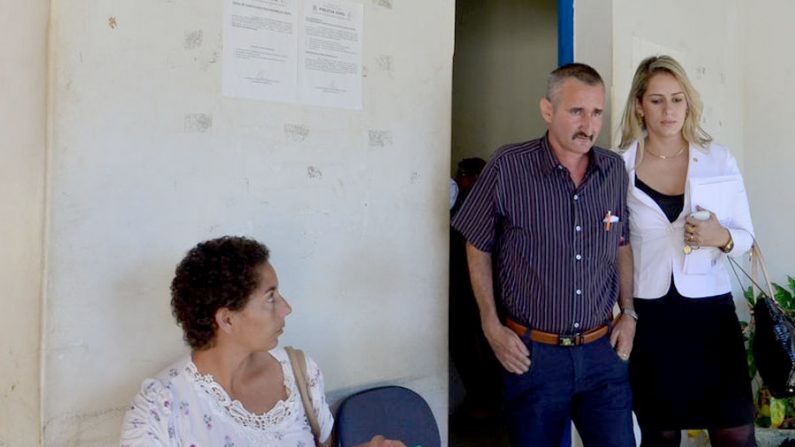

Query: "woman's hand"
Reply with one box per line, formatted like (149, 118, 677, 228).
(684, 206, 732, 249)
(358, 435, 407, 447)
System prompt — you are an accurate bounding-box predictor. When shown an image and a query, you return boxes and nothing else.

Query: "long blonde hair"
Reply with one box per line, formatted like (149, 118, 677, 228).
(618, 55, 712, 162)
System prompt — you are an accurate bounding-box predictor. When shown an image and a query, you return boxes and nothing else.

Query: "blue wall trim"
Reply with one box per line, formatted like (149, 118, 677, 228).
(557, 0, 574, 66)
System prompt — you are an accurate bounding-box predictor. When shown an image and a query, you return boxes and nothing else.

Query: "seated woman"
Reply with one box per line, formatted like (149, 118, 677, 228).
(120, 236, 404, 447)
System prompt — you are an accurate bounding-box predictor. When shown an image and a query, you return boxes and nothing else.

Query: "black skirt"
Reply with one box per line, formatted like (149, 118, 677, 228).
(630, 282, 755, 431)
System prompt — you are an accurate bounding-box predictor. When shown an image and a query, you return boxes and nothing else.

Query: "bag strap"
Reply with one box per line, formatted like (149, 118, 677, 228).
(751, 243, 777, 302)
(728, 241, 777, 303)
(285, 346, 323, 446)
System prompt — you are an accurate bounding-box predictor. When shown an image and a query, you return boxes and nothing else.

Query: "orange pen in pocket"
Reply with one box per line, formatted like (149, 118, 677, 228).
(603, 210, 618, 231)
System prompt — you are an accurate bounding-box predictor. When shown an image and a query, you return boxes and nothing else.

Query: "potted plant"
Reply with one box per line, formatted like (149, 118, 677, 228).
(743, 276, 795, 446)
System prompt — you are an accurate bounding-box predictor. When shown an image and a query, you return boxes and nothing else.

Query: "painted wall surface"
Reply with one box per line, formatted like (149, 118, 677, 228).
(0, 0, 49, 445)
(742, 0, 795, 285)
(574, 0, 613, 148)
(611, 0, 744, 161)
(451, 0, 556, 169)
(43, 0, 453, 444)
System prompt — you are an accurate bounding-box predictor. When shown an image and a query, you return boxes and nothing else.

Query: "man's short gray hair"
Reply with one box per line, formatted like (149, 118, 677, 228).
(546, 63, 604, 104)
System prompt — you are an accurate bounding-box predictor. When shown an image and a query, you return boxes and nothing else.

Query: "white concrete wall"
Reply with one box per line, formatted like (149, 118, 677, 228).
(741, 0, 795, 285)
(451, 0, 556, 169)
(0, 0, 49, 445)
(611, 0, 745, 161)
(574, 0, 613, 148)
(43, 0, 453, 444)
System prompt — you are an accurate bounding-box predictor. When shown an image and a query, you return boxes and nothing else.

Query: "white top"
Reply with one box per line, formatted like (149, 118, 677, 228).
(119, 347, 334, 447)
(622, 141, 754, 299)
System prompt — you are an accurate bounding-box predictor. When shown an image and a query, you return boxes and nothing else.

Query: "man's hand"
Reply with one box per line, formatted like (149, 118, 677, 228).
(358, 435, 406, 447)
(483, 318, 531, 374)
(609, 314, 636, 361)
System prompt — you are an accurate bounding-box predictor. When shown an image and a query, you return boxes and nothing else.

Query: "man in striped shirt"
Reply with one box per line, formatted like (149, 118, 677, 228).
(452, 63, 636, 446)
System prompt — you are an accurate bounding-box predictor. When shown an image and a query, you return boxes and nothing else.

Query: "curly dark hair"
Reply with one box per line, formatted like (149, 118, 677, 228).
(170, 236, 270, 350)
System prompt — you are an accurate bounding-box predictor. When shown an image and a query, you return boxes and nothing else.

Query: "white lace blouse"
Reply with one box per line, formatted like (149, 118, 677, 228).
(119, 348, 333, 447)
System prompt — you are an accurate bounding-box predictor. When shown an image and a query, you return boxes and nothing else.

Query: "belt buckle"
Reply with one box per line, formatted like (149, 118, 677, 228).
(559, 334, 580, 346)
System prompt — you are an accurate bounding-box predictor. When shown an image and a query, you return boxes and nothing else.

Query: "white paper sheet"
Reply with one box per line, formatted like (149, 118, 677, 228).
(688, 174, 744, 217)
(222, 0, 299, 103)
(298, 0, 363, 110)
(683, 175, 744, 274)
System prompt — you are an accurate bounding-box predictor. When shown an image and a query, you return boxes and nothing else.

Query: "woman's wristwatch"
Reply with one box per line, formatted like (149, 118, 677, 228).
(621, 308, 639, 321)
(720, 232, 735, 253)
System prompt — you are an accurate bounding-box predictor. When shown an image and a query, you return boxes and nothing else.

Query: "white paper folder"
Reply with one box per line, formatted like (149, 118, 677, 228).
(688, 174, 744, 217)
(683, 175, 744, 275)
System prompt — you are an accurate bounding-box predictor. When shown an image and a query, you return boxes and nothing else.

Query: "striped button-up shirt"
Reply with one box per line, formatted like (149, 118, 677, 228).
(452, 136, 629, 334)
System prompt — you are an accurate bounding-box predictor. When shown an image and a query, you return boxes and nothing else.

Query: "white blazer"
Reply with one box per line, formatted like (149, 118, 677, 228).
(622, 141, 754, 299)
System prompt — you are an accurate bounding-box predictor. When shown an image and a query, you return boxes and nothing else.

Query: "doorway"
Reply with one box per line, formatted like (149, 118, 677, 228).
(448, 1, 559, 446)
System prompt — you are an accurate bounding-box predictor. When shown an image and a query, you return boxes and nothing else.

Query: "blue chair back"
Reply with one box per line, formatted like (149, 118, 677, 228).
(335, 386, 440, 447)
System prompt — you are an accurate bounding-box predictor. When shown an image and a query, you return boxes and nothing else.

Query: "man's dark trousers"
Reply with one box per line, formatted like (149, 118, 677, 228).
(503, 332, 635, 447)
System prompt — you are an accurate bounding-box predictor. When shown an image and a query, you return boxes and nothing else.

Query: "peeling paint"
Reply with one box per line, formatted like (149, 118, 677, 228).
(372, 0, 393, 9)
(375, 55, 394, 75)
(184, 114, 213, 132)
(184, 30, 203, 50)
(285, 124, 309, 142)
(410, 172, 419, 184)
(44, 406, 127, 445)
(695, 66, 706, 80)
(368, 130, 393, 147)
(108, 17, 118, 29)
(307, 166, 323, 179)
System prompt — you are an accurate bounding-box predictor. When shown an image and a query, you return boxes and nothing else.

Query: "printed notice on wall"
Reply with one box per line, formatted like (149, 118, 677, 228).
(298, 0, 363, 109)
(222, 0, 362, 110)
(222, 0, 299, 102)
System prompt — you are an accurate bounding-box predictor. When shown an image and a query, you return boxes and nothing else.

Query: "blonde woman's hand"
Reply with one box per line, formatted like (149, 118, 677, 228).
(684, 206, 732, 249)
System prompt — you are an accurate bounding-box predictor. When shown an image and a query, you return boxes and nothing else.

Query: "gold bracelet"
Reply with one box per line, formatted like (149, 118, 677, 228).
(720, 234, 735, 253)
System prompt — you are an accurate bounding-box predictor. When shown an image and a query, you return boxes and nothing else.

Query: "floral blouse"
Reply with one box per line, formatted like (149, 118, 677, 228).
(120, 348, 333, 446)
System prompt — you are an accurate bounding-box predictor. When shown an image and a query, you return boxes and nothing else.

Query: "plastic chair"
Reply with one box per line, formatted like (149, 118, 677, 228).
(335, 386, 441, 447)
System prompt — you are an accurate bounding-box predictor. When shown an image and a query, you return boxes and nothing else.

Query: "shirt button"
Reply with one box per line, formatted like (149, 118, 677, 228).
(573, 194, 579, 201)
(576, 289, 582, 295)
(575, 254, 582, 261)
(575, 225, 582, 232)
(574, 322, 580, 329)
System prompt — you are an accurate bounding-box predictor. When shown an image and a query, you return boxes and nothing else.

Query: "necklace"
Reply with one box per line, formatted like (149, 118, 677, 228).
(646, 144, 687, 160)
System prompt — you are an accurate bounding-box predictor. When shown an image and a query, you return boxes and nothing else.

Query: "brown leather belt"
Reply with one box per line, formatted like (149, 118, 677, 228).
(506, 318, 608, 347)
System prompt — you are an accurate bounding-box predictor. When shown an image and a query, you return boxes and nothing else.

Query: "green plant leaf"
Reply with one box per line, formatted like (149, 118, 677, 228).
(745, 286, 756, 307)
(772, 397, 787, 428)
(788, 276, 795, 296)
(747, 332, 756, 379)
(774, 283, 794, 309)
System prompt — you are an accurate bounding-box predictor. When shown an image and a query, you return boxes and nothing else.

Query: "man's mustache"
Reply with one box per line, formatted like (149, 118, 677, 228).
(572, 132, 594, 142)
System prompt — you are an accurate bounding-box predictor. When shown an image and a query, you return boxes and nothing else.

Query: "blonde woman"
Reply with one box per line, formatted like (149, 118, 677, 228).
(618, 56, 756, 447)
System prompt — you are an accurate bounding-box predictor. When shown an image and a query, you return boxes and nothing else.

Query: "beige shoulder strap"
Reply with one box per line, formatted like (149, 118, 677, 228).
(751, 243, 776, 301)
(285, 346, 322, 446)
